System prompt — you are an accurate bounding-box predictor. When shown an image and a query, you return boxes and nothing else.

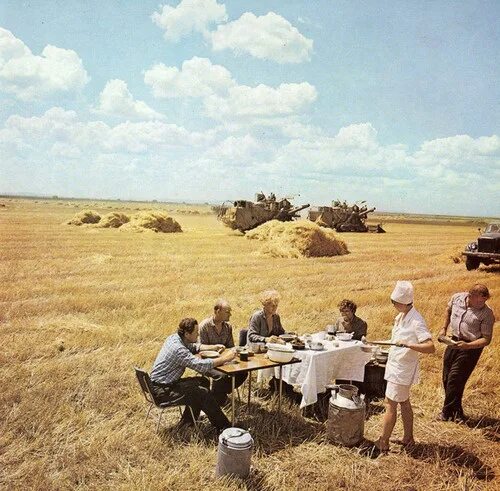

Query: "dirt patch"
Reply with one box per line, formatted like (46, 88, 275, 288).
(120, 212, 182, 233)
(246, 220, 349, 258)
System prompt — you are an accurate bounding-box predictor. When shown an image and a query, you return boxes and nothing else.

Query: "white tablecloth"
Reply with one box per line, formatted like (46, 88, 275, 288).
(260, 334, 373, 408)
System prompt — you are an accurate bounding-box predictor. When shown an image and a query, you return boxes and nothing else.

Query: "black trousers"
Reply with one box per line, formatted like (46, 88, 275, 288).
(153, 376, 230, 431)
(212, 372, 248, 404)
(442, 345, 483, 419)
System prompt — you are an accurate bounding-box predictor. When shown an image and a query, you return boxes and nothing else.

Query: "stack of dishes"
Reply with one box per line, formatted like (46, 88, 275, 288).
(374, 348, 390, 364)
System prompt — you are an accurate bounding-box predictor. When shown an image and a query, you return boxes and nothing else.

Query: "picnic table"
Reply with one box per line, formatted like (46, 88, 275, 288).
(215, 353, 301, 425)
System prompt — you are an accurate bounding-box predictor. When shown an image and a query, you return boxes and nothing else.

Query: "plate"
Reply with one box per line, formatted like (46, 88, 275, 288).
(200, 350, 220, 358)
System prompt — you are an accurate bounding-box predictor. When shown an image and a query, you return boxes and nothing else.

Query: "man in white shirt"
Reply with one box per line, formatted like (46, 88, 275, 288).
(374, 281, 435, 454)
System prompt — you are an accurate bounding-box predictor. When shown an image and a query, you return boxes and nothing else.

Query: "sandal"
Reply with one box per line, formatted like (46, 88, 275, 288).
(374, 438, 390, 452)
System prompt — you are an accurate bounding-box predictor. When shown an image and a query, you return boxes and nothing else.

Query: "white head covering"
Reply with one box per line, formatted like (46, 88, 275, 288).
(391, 281, 414, 304)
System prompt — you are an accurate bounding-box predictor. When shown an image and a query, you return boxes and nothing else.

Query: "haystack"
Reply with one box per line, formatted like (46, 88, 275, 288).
(246, 220, 348, 258)
(120, 212, 182, 233)
(96, 212, 130, 228)
(67, 210, 101, 225)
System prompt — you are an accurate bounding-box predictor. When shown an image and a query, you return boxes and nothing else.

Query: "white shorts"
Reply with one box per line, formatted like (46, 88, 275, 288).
(385, 381, 411, 402)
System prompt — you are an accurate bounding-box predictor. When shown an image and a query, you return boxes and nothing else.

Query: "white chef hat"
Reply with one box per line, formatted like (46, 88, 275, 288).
(390, 281, 414, 304)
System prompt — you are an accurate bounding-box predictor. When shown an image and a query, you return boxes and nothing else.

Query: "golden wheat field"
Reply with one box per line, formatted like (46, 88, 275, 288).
(1, 198, 499, 491)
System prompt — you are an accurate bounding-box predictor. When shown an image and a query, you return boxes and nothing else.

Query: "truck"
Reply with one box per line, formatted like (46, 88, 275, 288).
(462, 223, 500, 270)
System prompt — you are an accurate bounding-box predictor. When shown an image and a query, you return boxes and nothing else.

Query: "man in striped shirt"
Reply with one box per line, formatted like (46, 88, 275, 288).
(150, 317, 235, 431)
(438, 284, 495, 422)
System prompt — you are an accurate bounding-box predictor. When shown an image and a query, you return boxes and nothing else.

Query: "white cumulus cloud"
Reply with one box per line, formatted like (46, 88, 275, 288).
(210, 12, 313, 63)
(204, 134, 259, 162)
(204, 82, 317, 121)
(0, 27, 89, 101)
(94, 79, 165, 121)
(0, 107, 216, 156)
(144, 57, 235, 98)
(419, 135, 500, 164)
(152, 0, 227, 42)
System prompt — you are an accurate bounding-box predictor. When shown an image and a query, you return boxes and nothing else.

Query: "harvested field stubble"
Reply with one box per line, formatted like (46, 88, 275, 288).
(120, 211, 182, 233)
(0, 199, 499, 491)
(246, 220, 349, 258)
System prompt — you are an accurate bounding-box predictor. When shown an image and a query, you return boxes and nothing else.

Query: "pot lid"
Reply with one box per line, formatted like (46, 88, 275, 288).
(219, 427, 253, 449)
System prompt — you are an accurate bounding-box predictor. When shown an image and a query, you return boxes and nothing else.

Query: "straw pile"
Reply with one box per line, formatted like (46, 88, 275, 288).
(120, 212, 182, 233)
(95, 212, 130, 228)
(67, 210, 101, 225)
(246, 220, 348, 258)
(440, 246, 465, 264)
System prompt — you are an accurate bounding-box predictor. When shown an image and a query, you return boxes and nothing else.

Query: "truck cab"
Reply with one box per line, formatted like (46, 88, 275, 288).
(463, 223, 500, 270)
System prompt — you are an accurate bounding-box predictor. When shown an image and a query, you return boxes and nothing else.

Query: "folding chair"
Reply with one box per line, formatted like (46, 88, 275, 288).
(134, 367, 198, 433)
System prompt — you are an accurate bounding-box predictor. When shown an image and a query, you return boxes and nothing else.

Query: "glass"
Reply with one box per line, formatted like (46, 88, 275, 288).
(326, 324, 337, 334)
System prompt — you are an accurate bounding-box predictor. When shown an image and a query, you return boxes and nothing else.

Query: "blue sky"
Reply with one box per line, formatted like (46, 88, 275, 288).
(0, 0, 498, 215)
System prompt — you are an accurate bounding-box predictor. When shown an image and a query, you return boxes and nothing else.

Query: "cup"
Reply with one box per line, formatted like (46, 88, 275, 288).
(326, 324, 337, 335)
(239, 351, 249, 361)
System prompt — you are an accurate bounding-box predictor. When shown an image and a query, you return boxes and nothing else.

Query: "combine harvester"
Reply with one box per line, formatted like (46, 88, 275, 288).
(217, 192, 310, 233)
(308, 200, 385, 233)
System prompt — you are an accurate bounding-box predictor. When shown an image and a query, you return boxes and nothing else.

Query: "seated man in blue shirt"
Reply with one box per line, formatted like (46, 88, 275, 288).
(150, 317, 236, 431)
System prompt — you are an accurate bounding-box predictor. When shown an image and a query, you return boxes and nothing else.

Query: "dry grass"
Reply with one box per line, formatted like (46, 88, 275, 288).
(0, 199, 499, 491)
(246, 220, 348, 258)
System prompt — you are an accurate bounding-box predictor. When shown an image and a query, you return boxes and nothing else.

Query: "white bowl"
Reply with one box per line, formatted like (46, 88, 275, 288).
(267, 348, 295, 363)
(336, 332, 354, 341)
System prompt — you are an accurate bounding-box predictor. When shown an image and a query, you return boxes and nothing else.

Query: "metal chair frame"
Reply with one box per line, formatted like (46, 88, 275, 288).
(134, 367, 198, 433)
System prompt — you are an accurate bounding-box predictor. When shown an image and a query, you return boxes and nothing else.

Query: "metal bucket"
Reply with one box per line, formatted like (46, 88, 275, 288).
(326, 398, 365, 447)
(215, 428, 253, 478)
